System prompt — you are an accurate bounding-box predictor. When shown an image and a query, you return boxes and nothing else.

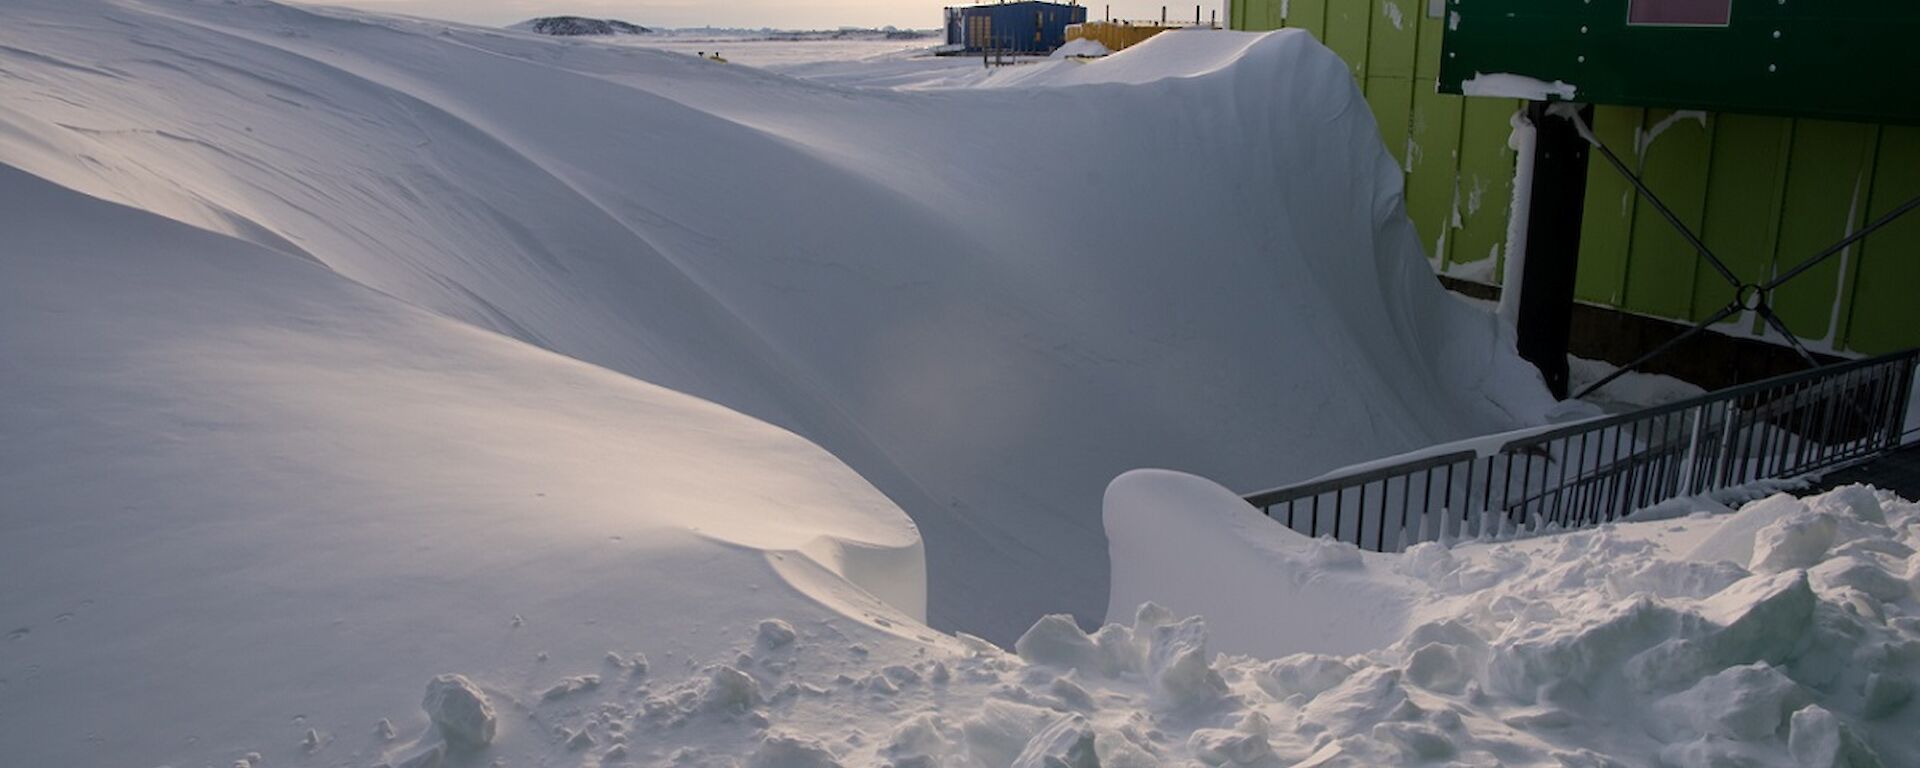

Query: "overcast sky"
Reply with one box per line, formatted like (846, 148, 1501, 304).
(292, 1, 1225, 30)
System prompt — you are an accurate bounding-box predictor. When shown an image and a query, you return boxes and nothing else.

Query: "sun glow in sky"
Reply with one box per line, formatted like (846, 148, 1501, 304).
(294, 0, 1227, 30)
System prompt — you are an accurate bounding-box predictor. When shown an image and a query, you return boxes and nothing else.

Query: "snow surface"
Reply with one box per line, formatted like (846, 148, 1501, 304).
(1052, 39, 1115, 59)
(1569, 355, 1710, 414)
(0, 2, 1598, 765)
(1104, 472, 1920, 766)
(0, 0, 1555, 645)
(0, 162, 925, 767)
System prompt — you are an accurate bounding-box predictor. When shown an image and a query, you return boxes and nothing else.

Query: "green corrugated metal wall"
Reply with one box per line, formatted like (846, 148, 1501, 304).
(1230, 0, 1920, 356)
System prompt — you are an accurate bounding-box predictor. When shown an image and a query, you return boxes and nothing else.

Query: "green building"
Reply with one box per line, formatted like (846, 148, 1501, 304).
(1225, 0, 1920, 376)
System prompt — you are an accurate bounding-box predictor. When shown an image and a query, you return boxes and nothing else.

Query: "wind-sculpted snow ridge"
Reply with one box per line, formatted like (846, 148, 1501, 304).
(0, 158, 924, 767)
(0, 0, 1555, 642)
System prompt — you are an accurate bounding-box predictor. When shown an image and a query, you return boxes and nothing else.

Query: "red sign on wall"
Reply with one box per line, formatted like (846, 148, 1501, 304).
(1628, 0, 1732, 26)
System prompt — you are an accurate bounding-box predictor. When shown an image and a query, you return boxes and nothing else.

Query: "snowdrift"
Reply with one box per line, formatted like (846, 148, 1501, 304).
(0, 163, 926, 767)
(0, 0, 1553, 643)
(1104, 469, 1425, 657)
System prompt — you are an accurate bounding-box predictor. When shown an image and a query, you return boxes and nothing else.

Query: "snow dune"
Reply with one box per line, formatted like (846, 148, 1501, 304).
(0, 162, 927, 766)
(0, 0, 1553, 643)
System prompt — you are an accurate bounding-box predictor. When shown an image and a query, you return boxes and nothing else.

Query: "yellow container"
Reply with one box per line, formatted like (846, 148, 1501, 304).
(1064, 21, 1181, 53)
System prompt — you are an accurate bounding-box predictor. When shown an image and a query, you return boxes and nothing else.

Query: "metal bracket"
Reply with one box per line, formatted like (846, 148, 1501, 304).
(1564, 109, 1920, 400)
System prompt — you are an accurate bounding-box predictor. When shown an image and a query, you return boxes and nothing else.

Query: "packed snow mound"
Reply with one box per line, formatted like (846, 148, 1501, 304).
(510, 16, 651, 36)
(1098, 476, 1920, 765)
(0, 163, 924, 768)
(1105, 469, 1425, 657)
(0, 0, 1552, 643)
(775, 28, 1286, 90)
(981, 27, 1285, 87)
(254, 485, 1912, 767)
(1050, 38, 1112, 59)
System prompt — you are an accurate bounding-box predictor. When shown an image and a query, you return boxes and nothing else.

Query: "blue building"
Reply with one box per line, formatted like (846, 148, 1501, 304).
(945, 1, 1089, 54)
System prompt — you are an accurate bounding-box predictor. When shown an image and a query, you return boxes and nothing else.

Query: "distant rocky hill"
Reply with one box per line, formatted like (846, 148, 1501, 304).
(511, 17, 651, 36)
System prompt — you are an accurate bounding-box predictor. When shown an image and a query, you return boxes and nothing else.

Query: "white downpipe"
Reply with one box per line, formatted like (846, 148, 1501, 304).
(1497, 108, 1538, 330)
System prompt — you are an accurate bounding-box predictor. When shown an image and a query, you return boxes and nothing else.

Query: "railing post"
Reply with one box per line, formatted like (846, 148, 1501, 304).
(1678, 405, 1703, 495)
(1891, 356, 1917, 447)
(1728, 399, 1743, 489)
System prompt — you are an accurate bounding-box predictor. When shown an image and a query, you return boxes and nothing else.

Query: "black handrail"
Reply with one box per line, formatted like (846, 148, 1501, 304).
(1507, 349, 1915, 451)
(1243, 449, 1477, 511)
(1243, 348, 1919, 552)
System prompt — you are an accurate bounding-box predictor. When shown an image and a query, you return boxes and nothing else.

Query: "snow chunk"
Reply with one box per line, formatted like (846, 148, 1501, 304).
(702, 665, 762, 713)
(381, 743, 444, 768)
(1090, 624, 1141, 677)
(883, 713, 954, 768)
(1688, 493, 1809, 566)
(1700, 570, 1817, 666)
(960, 701, 1055, 768)
(1371, 721, 1455, 761)
(1306, 537, 1363, 570)
(1653, 662, 1809, 742)
(421, 674, 495, 749)
(758, 619, 798, 648)
(748, 731, 844, 768)
(1010, 714, 1099, 768)
(1788, 705, 1884, 767)
(1404, 642, 1474, 694)
(1048, 675, 1095, 711)
(1751, 512, 1839, 573)
(1015, 614, 1101, 673)
(1132, 602, 1174, 631)
(881, 664, 921, 687)
(540, 675, 601, 701)
(1812, 485, 1887, 525)
(1254, 654, 1358, 700)
(1810, 557, 1910, 603)
(1488, 596, 1682, 699)
(1300, 667, 1410, 728)
(1188, 712, 1272, 765)
(1146, 617, 1227, 709)
(1862, 672, 1913, 720)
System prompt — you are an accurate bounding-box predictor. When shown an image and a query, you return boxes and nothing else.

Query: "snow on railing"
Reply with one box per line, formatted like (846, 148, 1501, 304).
(1244, 348, 1920, 552)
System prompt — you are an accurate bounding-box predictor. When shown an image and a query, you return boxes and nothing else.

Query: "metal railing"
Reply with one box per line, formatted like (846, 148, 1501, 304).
(1244, 349, 1919, 552)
